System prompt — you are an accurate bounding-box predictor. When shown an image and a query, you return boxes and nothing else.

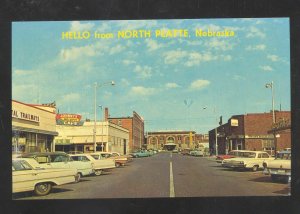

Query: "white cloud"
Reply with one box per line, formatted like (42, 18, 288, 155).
(60, 93, 81, 103)
(134, 65, 152, 79)
(267, 54, 280, 61)
(246, 44, 266, 51)
(204, 38, 234, 51)
(60, 45, 97, 62)
(185, 52, 217, 67)
(246, 26, 266, 39)
(121, 78, 130, 86)
(189, 79, 210, 90)
(122, 59, 136, 65)
(195, 24, 222, 31)
(163, 49, 188, 64)
(260, 65, 273, 71)
(109, 44, 125, 55)
(14, 69, 35, 76)
(70, 21, 95, 31)
(96, 22, 111, 32)
(165, 83, 180, 89)
(130, 86, 157, 96)
(145, 39, 164, 51)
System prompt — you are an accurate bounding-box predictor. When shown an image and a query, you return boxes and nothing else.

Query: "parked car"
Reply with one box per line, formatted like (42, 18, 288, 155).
(221, 150, 273, 171)
(70, 153, 115, 175)
(181, 148, 192, 155)
(90, 152, 128, 167)
(263, 150, 291, 183)
(18, 152, 94, 182)
(130, 150, 151, 158)
(13, 158, 77, 196)
(216, 150, 241, 163)
(189, 150, 204, 157)
(110, 152, 133, 162)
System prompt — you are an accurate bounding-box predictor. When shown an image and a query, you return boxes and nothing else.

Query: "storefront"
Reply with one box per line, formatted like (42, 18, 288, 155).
(12, 100, 58, 154)
(55, 118, 130, 154)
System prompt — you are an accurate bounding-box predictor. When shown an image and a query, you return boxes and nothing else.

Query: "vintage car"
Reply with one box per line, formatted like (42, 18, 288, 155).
(90, 152, 128, 167)
(221, 150, 273, 171)
(70, 153, 115, 175)
(13, 158, 77, 196)
(216, 150, 241, 163)
(110, 152, 133, 162)
(130, 150, 151, 158)
(181, 148, 192, 155)
(18, 152, 94, 182)
(189, 149, 204, 157)
(263, 151, 291, 183)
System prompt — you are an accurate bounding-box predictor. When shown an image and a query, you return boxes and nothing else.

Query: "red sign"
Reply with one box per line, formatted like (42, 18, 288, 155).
(56, 114, 83, 126)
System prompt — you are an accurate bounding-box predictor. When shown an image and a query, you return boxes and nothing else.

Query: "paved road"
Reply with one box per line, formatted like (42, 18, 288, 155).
(13, 152, 289, 199)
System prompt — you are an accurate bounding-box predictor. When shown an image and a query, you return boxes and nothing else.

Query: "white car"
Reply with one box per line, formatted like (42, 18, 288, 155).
(263, 151, 291, 183)
(13, 158, 77, 196)
(90, 152, 128, 168)
(19, 152, 94, 182)
(221, 150, 273, 171)
(70, 153, 115, 176)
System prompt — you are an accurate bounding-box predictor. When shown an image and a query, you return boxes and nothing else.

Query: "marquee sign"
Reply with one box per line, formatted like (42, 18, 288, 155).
(230, 119, 239, 126)
(56, 114, 84, 126)
(12, 109, 40, 123)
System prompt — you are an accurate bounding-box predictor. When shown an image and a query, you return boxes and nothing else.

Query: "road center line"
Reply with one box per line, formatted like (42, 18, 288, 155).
(170, 161, 175, 197)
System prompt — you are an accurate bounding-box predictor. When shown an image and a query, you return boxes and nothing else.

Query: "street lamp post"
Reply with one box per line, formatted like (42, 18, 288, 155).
(265, 81, 276, 155)
(265, 81, 275, 123)
(93, 81, 115, 152)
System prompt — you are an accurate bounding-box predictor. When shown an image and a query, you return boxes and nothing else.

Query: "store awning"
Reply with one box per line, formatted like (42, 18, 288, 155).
(12, 126, 59, 136)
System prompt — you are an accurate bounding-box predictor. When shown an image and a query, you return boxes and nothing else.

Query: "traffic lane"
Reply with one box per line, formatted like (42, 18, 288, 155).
(14, 153, 170, 199)
(172, 154, 289, 197)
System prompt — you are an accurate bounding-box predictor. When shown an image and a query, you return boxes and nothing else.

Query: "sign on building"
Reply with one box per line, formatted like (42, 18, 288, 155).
(56, 114, 84, 126)
(230, 119, 239, 127)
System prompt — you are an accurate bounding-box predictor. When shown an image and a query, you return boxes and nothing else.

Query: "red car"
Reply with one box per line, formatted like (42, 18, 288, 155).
(216, 150, 241, 163)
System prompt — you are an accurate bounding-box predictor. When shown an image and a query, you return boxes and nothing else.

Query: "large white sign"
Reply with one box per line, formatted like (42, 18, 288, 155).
(230, 119, 238, 126)
(12, 109, 40, 123)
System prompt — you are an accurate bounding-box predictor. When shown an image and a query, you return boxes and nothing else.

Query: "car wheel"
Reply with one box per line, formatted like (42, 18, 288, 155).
(252, 165, 258, 172)
(115, 162, 121, 168)
(75, 172, 81, 182)
(34, 183, 52, 196)
(95, 170, 102, 176)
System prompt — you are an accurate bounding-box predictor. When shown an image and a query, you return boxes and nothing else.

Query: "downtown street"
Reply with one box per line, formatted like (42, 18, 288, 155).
(13, 152, 289, 200)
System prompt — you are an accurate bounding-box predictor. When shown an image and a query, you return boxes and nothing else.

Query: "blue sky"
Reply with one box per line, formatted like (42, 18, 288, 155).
(12, 18, 290, 134)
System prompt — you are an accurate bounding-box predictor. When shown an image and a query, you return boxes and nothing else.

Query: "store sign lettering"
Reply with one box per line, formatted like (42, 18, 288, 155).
(12, 109, 40, 123)
(56, 113, 83, 126)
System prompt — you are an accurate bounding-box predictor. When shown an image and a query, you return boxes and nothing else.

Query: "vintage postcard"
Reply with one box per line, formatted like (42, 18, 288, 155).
(11, 18, 291, 199)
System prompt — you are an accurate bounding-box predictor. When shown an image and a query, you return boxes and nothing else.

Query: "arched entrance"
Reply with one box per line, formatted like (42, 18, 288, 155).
(164, 136, 176, 151)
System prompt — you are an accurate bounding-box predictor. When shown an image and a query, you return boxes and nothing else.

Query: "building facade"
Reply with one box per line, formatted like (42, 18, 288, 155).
(108, 108, 144, 152)
(146, 131, 209, 150)
(12, 100, 58, 154)
(209, 111, 291, 155)
(54, 121, 130, 154)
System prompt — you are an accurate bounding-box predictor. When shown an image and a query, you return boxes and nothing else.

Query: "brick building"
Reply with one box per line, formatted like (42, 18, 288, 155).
(146, 131, 209, 150)
(107, 108, 144, 153)
(209, 111, 291, 155)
